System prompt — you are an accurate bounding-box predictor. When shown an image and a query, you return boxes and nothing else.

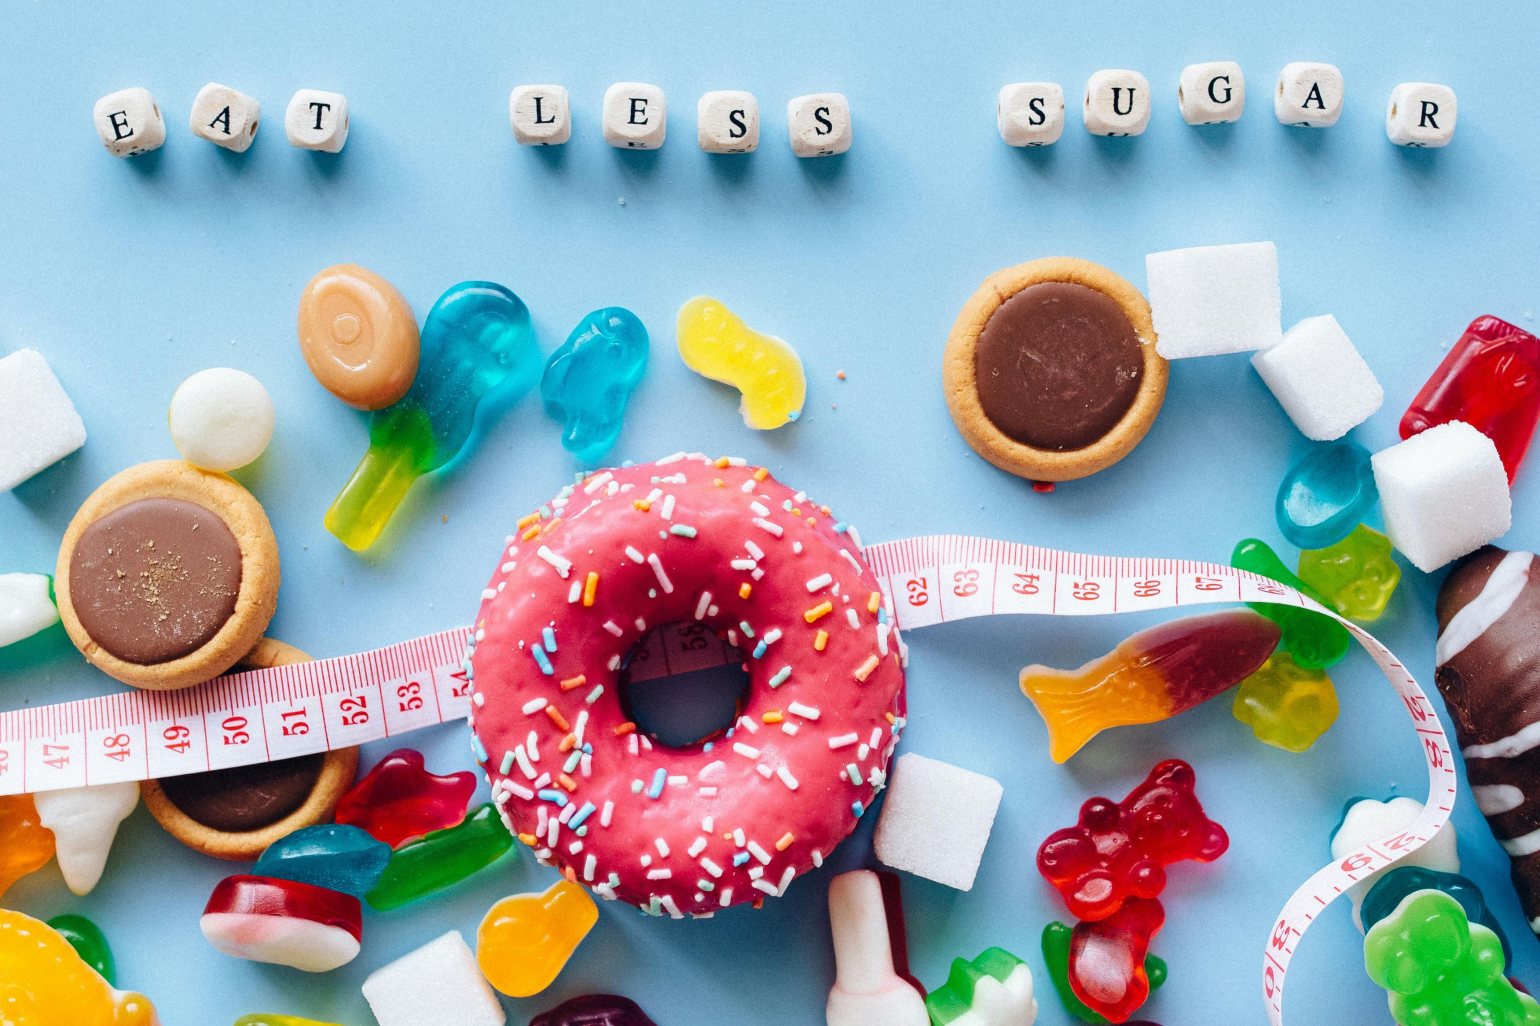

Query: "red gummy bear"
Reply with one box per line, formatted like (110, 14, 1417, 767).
(1069, 897, 1165, 1024)
(1037, 759, 1228, 921)
(1400, 315, 1540, 484)
(334, 748, 477, 848)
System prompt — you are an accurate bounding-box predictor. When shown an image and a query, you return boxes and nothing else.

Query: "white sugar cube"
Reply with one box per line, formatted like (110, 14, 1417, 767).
(1084, 69, 1150, 136)
(1387, 82, 1457, 148)
(190, 83, 260, 152)
(1146, 241, 1283, 358)
(1276, 62, 1344, 127)
(697, 90, 759, 153)
(1179, 62, 1245, 125)
(603, 82, 666, 150)
(0, 349, 87, 491)
(510, 85, 570, 146)
(873, 753, 1002, 891)
(285, 89, 349, 152)
(93, 88, 166, 157)
(1372, 421, 1512, 573)
(0, 573, 58, 648)
(787, 93, 852, 157)
(1252, 315, 1383, 440)
(362, 931, 505, 1026)
(997, 82, 1065, 146)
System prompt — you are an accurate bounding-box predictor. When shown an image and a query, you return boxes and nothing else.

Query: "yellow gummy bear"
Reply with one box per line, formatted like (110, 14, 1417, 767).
(475, 879, 598, 997)
(0, 908, 157, 1026)
(676, 296, 807, 430)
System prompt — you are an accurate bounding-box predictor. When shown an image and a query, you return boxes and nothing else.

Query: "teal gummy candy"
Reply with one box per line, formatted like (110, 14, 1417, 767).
(253, 823, 391, 898)
(1274, 441, 1378, 550)
(925, 947, 1034, 1025)
(46, 913, 116, 985)
(541, 307, 649, 464)
(365, 803, 514, 910)
(326, 281, 542, 550)
(1231, 537, 1350, 669)
(1362, 867, 1511, 972)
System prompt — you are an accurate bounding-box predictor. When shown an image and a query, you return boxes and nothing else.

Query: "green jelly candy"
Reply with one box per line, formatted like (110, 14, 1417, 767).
(1041, 921, 1166, 1025)
(46, 913, 115, 986)
(1297, 524, 1401, 622)
(1231, 537, 1350, 669)
(365, 802, 514, 910)
(925, 946, 1036, 1025)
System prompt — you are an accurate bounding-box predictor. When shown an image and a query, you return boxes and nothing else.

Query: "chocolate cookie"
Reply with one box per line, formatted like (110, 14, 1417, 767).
(943, 257, 1168, 482)
(56, 460, 280, 690)
(140, 638, 360, 860)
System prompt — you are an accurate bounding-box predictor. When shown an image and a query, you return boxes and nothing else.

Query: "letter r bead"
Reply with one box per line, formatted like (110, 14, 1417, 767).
(1386, 82, 1456, 147)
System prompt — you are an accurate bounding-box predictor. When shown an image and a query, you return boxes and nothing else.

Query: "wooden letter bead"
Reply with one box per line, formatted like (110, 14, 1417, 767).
(190, 83, 260, 152)
(697, 91, 759, 153)
(93, 87, 166, 157)
(997, 83, 1065, 146)
(1275, 63, 1343, 127)
(602, 83, 666, 150)
(787, 93, 852, 157)
(510, 85, 570, 146)
(1178, 62, 1245, 125)
(1083, 70, 1151, 137)
(286, 89, 350, 152)
(1386, 82, 1457, 148)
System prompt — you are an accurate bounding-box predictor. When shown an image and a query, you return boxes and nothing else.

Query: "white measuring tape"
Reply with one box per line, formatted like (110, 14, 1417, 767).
(0, 534, 1453, 1024)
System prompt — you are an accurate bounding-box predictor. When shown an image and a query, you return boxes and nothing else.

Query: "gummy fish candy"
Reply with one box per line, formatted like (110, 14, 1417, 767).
(541, 307, 649, 463)
(1297, 524, 1400, 622)
(1019, 611, 1280, 763)
(0, 908, 157, 1025)
(676, 296, 806, 429)
(1231, 652, 1339, 753)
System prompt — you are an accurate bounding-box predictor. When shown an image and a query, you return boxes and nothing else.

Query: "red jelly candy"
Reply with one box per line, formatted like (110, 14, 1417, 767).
(1037, 759, 1228, 922)
(334, 747, 477, 847)
(1400, 315, 1540, 483)
(529, 994, 658, 1026)
(200, 874, 363, 972)
(1069, 897, 1166, 1024)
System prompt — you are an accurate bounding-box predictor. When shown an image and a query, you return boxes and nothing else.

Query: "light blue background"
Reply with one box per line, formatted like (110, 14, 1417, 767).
(3, 3, 1537, 1024)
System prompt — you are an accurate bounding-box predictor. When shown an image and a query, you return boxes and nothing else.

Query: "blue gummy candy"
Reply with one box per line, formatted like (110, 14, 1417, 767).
(1275, 441, 1378, 550)
(540, 307, 649, 464)
(1360, 866, 1512, 971)
(253, 823, 391, 897)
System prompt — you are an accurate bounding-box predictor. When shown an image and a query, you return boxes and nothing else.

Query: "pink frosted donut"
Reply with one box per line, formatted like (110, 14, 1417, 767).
(467, 454, 907, 917)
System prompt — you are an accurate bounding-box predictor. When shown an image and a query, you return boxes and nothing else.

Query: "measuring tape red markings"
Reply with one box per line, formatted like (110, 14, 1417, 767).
(0, 534, 1455, 1024)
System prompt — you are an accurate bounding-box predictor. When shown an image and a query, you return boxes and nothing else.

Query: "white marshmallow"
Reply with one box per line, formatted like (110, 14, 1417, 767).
(697, 90, 760, 153)
(1084, 69, 1150, 136)
(0, 573, 58, 648)
(603, 82, 667, 150)
(1179, 62, 1245, 125)
(510, 85, 571, 146)
(1276, 62, 1344, 127)
(873, 753, 1002, 891)
(190, 83, 260, 152)
(168, 368, 274, 472)
(1330, 796, 1459, 927)
(1372, 421, 1513, 573)
(93, 88, 166, 157)
(0, 349, 87, 491)
(362, 931, 505, 1026)
(285, 89, 349, 152)
(1387, 83, 1457, 148)
(997, 82, 1065, 146)
(33, 782, 139, 895)
(1145, 242, 1283, 359)
(1252, 315, 1384, 440)
(787, 93, 852, 157)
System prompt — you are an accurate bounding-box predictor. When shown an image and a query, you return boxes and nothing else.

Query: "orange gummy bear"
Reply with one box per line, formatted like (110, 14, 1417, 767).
(0, 908, 158, 1025)
(0, 793, 55, 897)
(475, 879, 598, 997)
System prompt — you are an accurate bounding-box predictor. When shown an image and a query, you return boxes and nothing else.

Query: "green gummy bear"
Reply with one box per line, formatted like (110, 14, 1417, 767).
(46, 913, 115, 986)
(1231, 537, 1351, 669)
(1297, 524, 1401, 622)
(926, 947, 1031, 1025)
(1364, 890, 1540, 1026)
(1041, 921, 1166, 1024)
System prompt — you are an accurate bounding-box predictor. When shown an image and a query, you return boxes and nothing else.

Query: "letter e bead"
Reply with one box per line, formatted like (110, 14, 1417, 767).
(787, 93, 852, 157)
(93, 87, 166, 157)
(1084, 70, 1151, 136)
(190, 83, 260, 152)
(603, 83, 667, 150)
(510, 85, 571, 145)
(1386, 83, 1456, 148)
(1178, 62, 1245, 125)
(1275, 63, 1343, 127)
(286, 89, 349, 152)
(997, 83, 1065, 146)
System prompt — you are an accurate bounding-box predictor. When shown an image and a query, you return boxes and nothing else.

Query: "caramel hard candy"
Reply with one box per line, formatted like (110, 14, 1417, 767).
(298, 264, 419, 410)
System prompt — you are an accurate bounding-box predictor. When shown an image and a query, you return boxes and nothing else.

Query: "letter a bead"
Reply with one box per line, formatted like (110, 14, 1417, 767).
(1275, 63, 1343, 127)
(190, 83, 261, 152)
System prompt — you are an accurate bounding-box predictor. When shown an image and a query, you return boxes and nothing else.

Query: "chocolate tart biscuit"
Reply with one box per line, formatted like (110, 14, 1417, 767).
(140, 638, 360, 860)
(944, 257, 1168, 481)
(56, 460, 280, 690)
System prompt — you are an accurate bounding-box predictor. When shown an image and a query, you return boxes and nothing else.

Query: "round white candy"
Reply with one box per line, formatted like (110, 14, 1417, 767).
(169, 368, 275, 472)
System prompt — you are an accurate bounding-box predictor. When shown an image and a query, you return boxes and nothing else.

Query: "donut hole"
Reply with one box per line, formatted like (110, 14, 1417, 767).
(619, 623, 747, 749)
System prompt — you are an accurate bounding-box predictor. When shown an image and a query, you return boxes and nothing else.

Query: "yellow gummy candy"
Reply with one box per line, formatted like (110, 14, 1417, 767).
(676, 296, 807, 430)
(0, 909, 157, 1026)
(475, 879, 598, 997)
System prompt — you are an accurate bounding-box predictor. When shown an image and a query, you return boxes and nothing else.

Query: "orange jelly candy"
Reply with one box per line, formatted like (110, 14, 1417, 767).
(0, 793, 56, 897)
(475, 879, 598, 997)
(0, 908, 158, 1025)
